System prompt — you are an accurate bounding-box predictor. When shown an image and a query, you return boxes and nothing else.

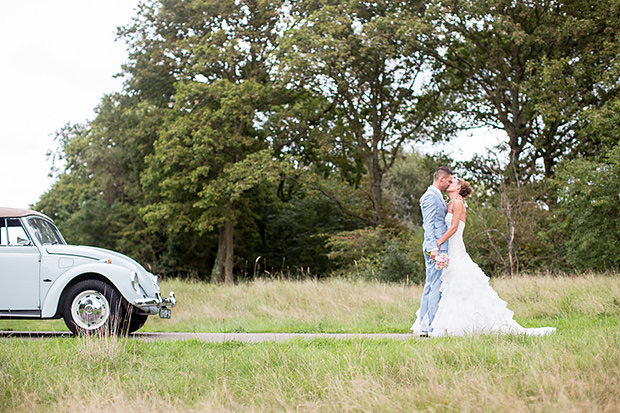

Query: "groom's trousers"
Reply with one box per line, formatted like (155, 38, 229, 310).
(418, 254, 443, 332)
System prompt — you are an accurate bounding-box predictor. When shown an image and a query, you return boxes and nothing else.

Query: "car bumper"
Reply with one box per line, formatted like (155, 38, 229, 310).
(134, 291, 176, 309)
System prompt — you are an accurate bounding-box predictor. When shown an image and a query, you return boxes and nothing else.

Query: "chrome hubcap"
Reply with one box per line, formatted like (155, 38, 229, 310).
(71, 290, 110, 330)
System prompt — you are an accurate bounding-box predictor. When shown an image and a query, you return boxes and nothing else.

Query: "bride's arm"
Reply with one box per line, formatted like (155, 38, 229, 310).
(436, 200, 465, 249)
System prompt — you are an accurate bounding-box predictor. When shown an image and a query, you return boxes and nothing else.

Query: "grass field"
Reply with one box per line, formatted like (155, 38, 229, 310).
(1, 273, 619, 411)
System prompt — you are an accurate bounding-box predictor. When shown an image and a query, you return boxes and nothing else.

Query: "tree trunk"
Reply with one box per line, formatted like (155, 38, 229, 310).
(214, 219, 235, 284)
(223, 219, 234, 284)
(500, 171, 521, 277)
(371, 172, 383, 225)
(366, 150, 384, 225)
(506, 219, 516, 277)
(214, 226, 226, 283)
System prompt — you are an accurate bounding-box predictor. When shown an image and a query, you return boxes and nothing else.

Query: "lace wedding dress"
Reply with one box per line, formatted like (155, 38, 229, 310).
(411, 213, 556, 337)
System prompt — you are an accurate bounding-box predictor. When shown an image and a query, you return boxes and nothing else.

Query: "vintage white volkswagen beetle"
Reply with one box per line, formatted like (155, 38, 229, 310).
(0, 207, 175, 334)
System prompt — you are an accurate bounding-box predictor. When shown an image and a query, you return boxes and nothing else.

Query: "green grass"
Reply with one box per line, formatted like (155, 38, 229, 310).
(0, 273, 619, 411)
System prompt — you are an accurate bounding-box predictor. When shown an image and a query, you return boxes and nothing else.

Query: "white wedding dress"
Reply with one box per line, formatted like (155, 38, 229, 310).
(411, 213, 556, 337)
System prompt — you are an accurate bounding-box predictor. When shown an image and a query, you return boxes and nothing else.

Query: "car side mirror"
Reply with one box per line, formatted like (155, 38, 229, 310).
(17, 237, 33, 246)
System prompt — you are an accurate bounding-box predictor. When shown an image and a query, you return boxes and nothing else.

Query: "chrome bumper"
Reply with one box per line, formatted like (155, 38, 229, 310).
(135, 291, 176, 308)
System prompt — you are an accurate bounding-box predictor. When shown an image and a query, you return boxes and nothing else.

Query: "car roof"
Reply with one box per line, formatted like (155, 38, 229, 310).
(0, 207, 51, 220)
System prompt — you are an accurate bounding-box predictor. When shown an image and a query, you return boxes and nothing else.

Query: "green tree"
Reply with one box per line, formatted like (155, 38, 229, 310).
(36, 95, 166, 268)
(127, 0, 290, 283)
(408, 0, 619, 181)
(404, 0, 619, 275)
(551, 145, 620, 269)
(281, 0, 441, 225)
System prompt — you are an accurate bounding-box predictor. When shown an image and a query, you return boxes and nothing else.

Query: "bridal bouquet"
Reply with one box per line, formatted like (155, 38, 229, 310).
(435, 253, 449, 270)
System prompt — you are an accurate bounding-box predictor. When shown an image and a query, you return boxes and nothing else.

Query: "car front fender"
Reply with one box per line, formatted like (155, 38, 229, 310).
(41, 262, 142, 318)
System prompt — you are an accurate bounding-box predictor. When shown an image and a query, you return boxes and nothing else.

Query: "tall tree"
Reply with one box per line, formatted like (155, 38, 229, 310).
(36, 95, 166, 267)
(124, 0, 289, 283)
(408, 0, 619, 181)
(281, 0, 440, 225)
(402, 0, 619, 276)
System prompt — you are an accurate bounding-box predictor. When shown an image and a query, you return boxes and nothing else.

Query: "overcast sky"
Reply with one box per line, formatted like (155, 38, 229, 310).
(0, 1, 497, 210)
(0, 1, 140, 208)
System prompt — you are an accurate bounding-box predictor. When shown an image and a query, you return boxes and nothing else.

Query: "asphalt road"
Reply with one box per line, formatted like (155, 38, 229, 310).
(0, 331, 416, 342)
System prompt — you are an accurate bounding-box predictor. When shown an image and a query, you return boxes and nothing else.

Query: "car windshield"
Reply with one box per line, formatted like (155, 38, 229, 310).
(27, 217, 66, 246)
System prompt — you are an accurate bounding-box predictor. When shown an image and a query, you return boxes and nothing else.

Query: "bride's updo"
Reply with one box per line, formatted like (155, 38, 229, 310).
(457, 178, 473, 198)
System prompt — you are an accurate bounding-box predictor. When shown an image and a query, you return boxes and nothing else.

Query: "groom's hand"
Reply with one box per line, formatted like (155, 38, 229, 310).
(430, 249, 438, 260)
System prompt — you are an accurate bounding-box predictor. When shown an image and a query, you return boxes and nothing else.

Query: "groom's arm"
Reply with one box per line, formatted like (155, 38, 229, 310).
(420, 195, 443, 257)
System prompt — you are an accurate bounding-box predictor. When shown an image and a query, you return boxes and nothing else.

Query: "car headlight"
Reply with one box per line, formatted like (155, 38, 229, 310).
(131, 271, 140, 292)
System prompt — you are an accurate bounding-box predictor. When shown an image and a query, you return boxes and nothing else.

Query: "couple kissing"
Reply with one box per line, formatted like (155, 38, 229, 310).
(411, 167, 555, 337)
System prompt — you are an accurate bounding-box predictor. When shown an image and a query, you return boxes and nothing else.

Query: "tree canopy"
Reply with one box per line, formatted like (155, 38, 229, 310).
(36, 0, 619, 280)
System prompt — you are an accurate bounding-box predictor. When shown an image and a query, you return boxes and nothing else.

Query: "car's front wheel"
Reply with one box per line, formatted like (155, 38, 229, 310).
(62, 279, 127, 335)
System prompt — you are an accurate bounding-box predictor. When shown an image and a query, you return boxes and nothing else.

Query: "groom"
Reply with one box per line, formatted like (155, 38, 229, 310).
(417, 166, 452, 336)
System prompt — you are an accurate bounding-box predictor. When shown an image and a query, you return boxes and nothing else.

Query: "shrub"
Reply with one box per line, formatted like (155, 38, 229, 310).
(550, 145, 620, 270)
(326, 227, 426, 283)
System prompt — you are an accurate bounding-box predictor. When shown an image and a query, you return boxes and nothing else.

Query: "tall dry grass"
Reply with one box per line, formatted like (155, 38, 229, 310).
(2, 272, 616, 334)
(145, 276, 415, 332)
(0, 273, 618, 412)
(145, 272, 620, 333)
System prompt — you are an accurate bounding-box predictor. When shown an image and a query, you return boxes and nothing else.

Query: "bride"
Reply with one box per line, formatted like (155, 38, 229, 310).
(411, 178, 556, 337)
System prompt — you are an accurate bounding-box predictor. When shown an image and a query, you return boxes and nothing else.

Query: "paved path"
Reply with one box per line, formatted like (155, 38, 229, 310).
(0, 331, 416, 342)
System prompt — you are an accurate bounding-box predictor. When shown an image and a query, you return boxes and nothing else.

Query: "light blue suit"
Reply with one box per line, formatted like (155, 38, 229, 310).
(418, 186, 448, 332)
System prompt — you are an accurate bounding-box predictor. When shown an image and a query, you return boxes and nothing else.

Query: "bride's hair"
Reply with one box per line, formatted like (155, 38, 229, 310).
(458, 178, 473, 198)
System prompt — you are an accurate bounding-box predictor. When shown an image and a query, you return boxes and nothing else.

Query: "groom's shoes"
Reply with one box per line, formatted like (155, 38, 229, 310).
(419, 331, 429, 337)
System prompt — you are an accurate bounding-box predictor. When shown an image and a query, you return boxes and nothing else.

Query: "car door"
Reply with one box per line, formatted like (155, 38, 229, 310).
(0, 218, 41, 310)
